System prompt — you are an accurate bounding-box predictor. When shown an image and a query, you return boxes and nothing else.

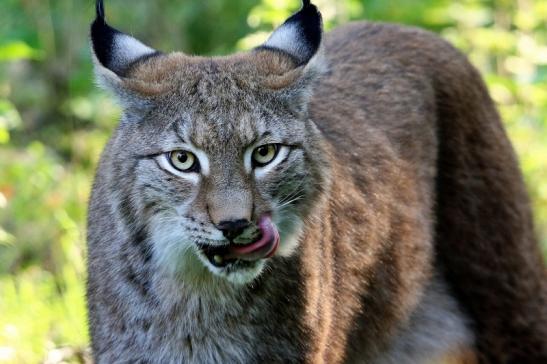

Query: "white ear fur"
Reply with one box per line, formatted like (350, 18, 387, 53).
(91, 52, 122, 90)
(264, 22, 306, 60)
(105, 33, 156, 75)
(90, 0, 158, 77)
(303, 45, 328, 79)
(90, 0, 160, 108)
(91, 52, 153, 112)
(259, 1, 322, 66)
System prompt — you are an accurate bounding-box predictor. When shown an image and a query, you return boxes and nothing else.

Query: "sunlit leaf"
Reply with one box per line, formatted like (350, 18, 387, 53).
(0, 100, 22, 130)
(0, 227, 14, 245)
(0, 41, 43, 61)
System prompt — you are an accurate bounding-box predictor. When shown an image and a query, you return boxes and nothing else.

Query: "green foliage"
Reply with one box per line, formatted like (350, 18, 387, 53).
(0, 42, 43, 62)
(0, 0, 545, 362)
(0, 264, 88, 363)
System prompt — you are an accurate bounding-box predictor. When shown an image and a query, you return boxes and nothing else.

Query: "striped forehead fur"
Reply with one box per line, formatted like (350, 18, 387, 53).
(120, 50, 307, 96)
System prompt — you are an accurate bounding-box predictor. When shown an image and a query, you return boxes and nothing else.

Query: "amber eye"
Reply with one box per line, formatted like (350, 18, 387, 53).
(252, 144, 278, 167)
(168, 150, 198, 172)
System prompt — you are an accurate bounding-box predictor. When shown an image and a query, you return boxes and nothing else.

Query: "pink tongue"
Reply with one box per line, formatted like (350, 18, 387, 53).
(227, 215, 279, 261)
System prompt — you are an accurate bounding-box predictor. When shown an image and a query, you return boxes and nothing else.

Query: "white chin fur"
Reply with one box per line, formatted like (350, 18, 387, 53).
(149, 214, 267, 285)
(149, 203, 302, 286)
(195, 250, 267, 285)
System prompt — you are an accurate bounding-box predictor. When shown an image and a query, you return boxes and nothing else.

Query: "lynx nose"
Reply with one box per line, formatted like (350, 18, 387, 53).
(216, 219, 250, 241)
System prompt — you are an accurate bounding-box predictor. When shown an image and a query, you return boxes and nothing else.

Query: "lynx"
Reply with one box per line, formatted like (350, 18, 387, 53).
(87, 0, 547, 362)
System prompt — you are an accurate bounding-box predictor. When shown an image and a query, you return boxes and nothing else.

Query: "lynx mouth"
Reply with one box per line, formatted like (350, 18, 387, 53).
(197, 215, 280, 269)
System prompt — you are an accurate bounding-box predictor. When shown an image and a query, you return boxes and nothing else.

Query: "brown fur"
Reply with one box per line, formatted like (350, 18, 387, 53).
(308, 22, 547, 362)
(124, 50, 301, 95)
(437, 348, 479, 364)
(88, 19, 546, 363)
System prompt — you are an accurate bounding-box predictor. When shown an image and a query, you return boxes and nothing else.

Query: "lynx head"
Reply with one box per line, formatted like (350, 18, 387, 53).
(90, 0, 329, 285)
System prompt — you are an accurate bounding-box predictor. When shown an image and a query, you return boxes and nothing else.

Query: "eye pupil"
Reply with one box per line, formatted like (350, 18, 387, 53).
(177, 152, 188, 163)
(259, 147, 268, 156)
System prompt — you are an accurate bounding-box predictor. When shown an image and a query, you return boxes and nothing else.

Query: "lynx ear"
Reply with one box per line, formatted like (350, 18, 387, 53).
(258, 1, 325, 115)
(90, 0, 160, 87)
(259, 0, 322, 66)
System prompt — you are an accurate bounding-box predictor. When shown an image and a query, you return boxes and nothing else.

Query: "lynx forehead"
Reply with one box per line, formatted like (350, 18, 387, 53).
(87, 0, 547, 363)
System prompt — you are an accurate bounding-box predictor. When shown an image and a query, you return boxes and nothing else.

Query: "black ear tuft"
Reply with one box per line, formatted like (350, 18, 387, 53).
(90, 0, 159, 76)
(259, 0, 322, 66)
(91, 0, 120, 74)
(96, 0, 105, 20)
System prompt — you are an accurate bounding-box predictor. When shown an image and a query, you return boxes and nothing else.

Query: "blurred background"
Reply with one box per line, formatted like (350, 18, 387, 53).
(0, 0, 545, 362)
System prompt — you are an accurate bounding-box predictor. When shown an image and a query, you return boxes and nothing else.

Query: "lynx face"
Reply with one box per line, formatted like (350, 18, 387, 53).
(91, 2, 327, 284)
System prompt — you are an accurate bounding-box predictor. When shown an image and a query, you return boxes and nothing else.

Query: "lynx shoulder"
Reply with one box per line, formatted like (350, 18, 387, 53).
(86, 0, 547, 362)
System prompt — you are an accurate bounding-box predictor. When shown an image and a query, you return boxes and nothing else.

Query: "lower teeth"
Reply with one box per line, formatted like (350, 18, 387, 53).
(213, 255, 223, 264)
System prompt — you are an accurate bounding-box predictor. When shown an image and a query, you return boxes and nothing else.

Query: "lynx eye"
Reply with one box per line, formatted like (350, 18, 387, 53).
(252, 144, 279, 167)
(168, 150, 198, 172)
